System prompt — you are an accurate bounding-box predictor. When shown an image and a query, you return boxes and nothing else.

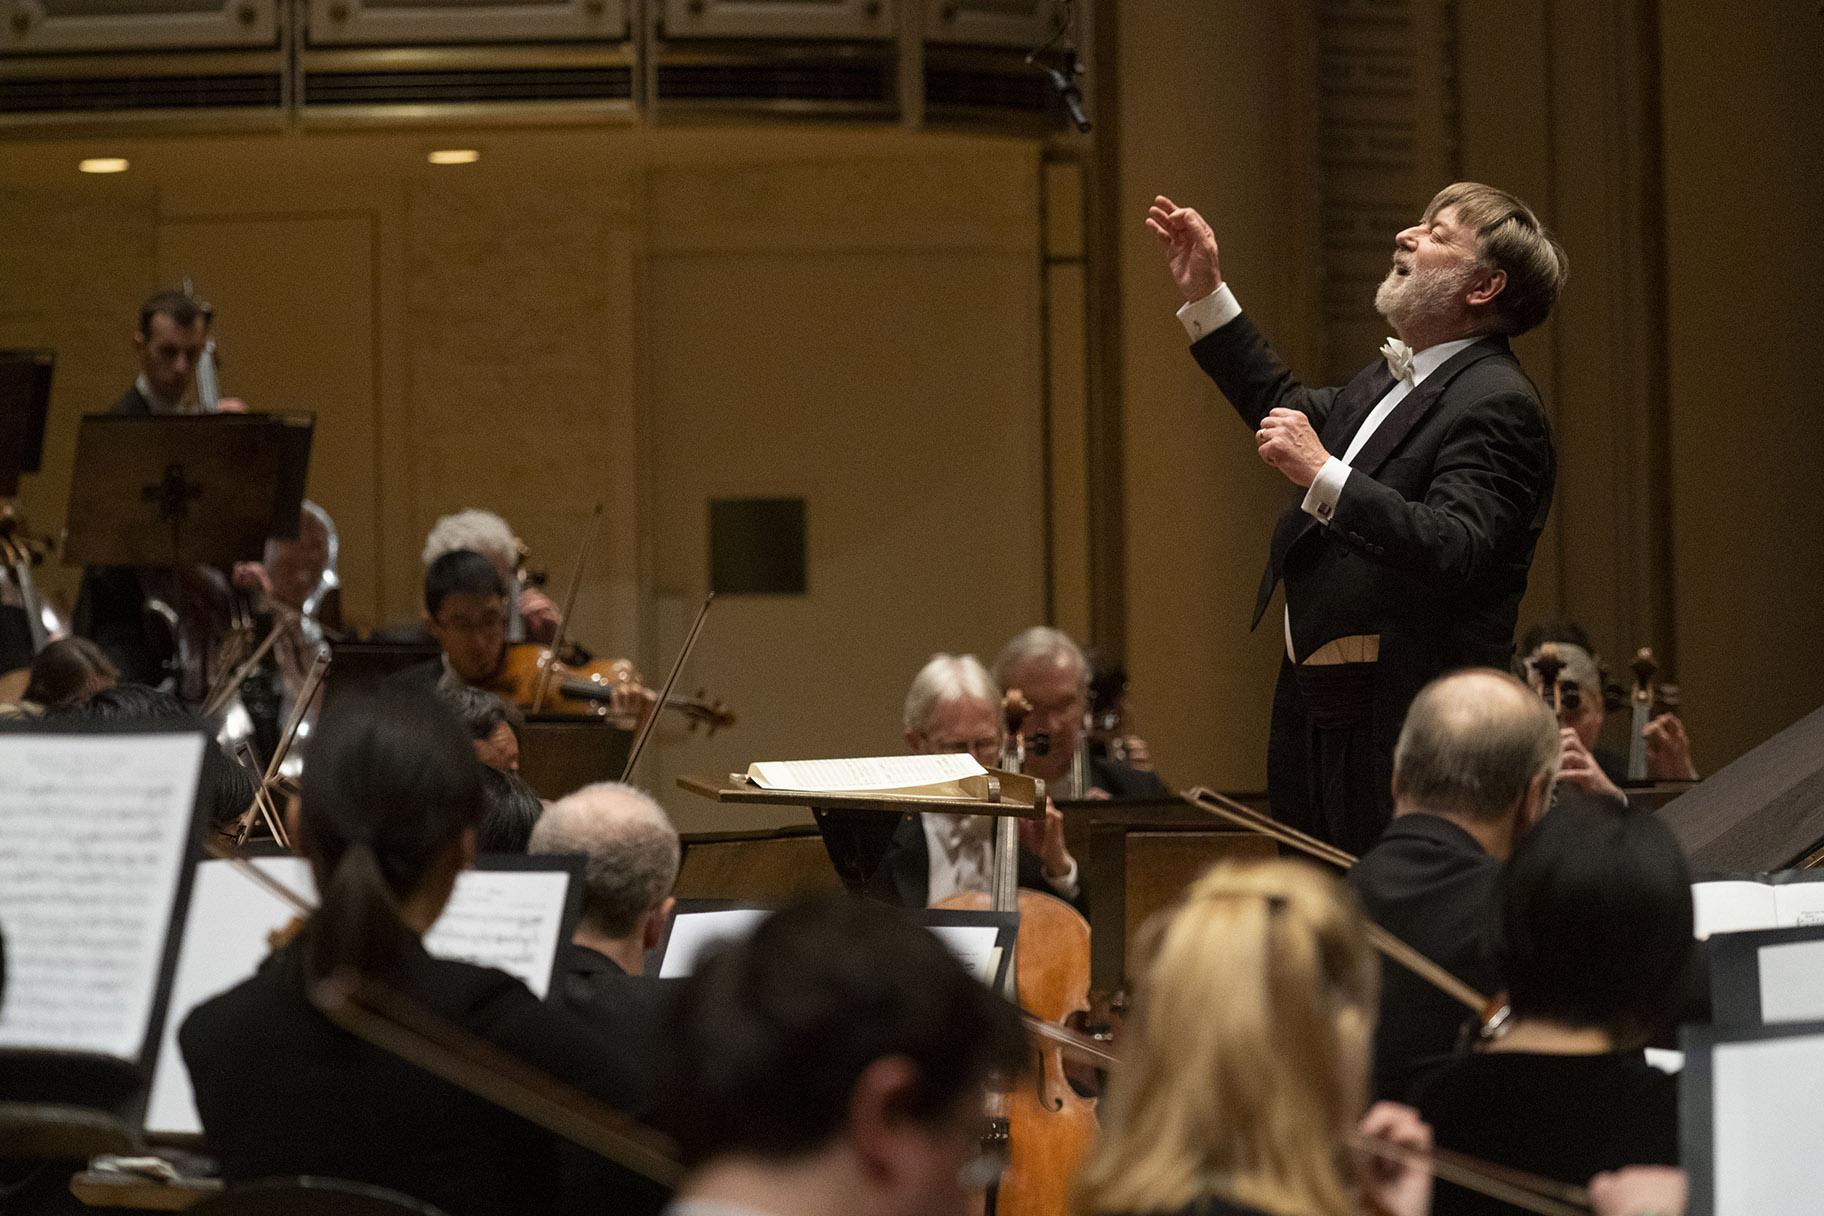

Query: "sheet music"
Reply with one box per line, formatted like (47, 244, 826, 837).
(145, 858, 574, 1139)
(1712, 1033, 1824, 1213)
(659, 909, 1004, 985)
(1757, 939, 1824, 1024)
(1772, 882, 1824, 928)
(144, 855, 313, 1137)
(1692, 881, 1781, 939)
(658, 909, 770, 978)
(0, 732, 206, 1059)
(925, 924, 1003, 986)
(423, 868, 571, 998)
(746, 753, 985, 793)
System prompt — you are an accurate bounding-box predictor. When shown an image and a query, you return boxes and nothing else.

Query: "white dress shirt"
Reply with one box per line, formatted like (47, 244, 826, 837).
(921, 811, 1079, 905)
(665, 1202, 779, 1216)
(1178, 284, 1478, 659)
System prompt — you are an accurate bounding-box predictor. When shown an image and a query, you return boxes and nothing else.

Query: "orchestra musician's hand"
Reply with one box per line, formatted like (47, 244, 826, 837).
(1643, 713, 1698, 781)
(1355, 1102, 1434, 1216)
(518, 586, 561, 645)
(215, 397, 249, 414)
(1119, 733, 1155, 772)
(232, 561, 273, 600)
(1256, 408, 1332, 488)
(1559, 727, 1627, 805)
(1144, 195, 1224, 304)
(1588, 1166, 1686, 1216)
(1018, 797, 1077, 882)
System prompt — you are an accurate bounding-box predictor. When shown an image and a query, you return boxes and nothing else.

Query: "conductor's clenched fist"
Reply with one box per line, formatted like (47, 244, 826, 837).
(1255, 408, 1330, 488)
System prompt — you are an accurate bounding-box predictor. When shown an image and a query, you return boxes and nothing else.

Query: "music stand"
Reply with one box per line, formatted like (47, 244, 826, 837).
(0, 349, 53, 498)
(62, 413, 314, 568)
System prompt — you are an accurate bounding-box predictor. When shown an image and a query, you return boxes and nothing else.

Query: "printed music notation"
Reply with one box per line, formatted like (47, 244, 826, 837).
(0, 733, 207, 1059)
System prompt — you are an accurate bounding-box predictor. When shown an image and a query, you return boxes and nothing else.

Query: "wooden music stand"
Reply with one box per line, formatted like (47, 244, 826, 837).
(1659, 700, 1824, 873)
(1055, 793, 1279, 991)
(62, 413, 314, 568)
(677, 770, 1044, 897)
(0, 349, 53, 498)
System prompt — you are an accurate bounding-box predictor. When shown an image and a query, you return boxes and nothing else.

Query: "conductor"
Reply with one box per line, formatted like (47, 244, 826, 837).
(1147, 183, 1567, 852)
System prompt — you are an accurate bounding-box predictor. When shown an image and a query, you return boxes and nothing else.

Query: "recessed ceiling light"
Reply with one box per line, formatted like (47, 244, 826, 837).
(426, 149, 480, 166)
(79, 157, 130, 174)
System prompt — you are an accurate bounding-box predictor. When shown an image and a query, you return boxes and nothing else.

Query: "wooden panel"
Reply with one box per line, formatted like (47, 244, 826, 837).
(2, 0, 279, 52)
(659, 0, 892, 41)
(674, 834, 845, 902)
(304, 0, 626, 45)
(925, 0, 1055, 49)
(1123, 830, 1278, 960)
(639, 150, 1047, 835)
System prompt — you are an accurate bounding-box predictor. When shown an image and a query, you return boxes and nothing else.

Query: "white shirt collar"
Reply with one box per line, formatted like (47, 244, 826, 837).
(135, 372, 190, 415)
(1408, 336, 1482, 386)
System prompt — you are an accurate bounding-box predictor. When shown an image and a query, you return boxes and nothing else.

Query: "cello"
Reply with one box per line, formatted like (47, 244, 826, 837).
(936, 689, 1097, 1216)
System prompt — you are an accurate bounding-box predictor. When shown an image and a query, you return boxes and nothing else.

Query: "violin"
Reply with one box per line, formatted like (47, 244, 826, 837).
(481, 642, 735, 735)
(484, 506, 735, 735)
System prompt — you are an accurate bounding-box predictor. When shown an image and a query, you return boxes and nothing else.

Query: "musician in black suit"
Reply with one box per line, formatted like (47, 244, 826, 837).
(179, 686, 650, 1216)
(871, 653, 1087, 912)
(1147, 184, 1567, 852)
(528, 781, 681, 1216)
(527, 781, 680, 1086)
(75, 289, 245, 694)
(1346, 669, 1559, 1103)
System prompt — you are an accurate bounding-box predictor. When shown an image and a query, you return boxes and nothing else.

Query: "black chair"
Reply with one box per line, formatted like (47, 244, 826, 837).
(189, 1177, 451, 1216)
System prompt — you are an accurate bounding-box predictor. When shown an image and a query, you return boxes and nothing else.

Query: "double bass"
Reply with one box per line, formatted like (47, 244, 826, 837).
(936, 690, 1097, 1216)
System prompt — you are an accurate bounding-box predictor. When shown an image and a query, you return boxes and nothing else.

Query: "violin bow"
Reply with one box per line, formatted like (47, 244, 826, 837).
(531, 503, 605, 715)
(229, 649, 329, 847)
(202, 607, 295, 719)
(619, 593, 715, 784)
(202, 841, 684, 1187)
(1180, 787, 1494, 1017)
(1349, 1133, 1591, 1216)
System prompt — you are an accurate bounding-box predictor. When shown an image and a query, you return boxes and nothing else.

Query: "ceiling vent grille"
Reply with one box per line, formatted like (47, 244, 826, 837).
(302, 65, 633, 106)
(0, 72, 281, 114)
(656, 57, 891, 106)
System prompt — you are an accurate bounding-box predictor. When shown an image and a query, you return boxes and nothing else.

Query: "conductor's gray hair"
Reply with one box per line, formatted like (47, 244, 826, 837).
(528, 782, 680, 937)
(992, 627, 1088, 691)
(1393, 669, 1561, 822)
(903, 654, 1000, 734)
(423, 509, 517, 570)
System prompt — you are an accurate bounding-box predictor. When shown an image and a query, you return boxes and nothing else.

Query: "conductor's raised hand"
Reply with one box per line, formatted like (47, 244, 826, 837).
(1256, 408, 1330, 488)
(1145, 195, 1223, 304)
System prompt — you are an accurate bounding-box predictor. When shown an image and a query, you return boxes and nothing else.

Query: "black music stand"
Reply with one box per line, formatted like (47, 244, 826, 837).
(0, 349, 53, 498)
(62, 413, 314, 569)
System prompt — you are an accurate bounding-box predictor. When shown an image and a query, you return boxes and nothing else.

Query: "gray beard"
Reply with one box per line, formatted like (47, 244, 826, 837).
(1374, 262, 1473, 334)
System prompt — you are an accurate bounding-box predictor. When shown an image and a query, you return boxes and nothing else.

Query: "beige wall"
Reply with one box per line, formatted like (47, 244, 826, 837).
(1661, 4, 1824, 771)
(3, 0, 1819, 809)
(0, 127, 1054, 830)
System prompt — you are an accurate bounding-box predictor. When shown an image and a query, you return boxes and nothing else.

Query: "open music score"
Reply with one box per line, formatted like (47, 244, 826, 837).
(144, 854, 582, 1139)
(744, 753, 989, 797)
(0, 730, 207, 1062)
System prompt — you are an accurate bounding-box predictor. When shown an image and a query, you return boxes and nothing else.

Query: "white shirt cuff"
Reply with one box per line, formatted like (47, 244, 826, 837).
(1176, 283, 1242, 341)
(1042, 856, 1080, 900)
(1301, 457, 1350, 524)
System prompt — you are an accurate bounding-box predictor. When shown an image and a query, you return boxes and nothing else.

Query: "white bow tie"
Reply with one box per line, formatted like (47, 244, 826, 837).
(1380, 338, 1416, 384)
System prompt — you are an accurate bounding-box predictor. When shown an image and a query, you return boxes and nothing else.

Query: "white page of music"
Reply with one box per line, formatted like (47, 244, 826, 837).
(145, 857, 572, 1138)
(0, 732, 206, 1059)
(1712, 1033, 1824, 1214)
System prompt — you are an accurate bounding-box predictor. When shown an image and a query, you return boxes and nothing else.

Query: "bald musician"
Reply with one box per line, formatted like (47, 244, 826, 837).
(1347, 668, 1559, 1102)
(528, 782, 679, 1063)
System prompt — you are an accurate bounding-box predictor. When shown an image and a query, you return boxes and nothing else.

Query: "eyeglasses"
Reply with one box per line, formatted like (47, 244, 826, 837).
(434, 610, 507, 634)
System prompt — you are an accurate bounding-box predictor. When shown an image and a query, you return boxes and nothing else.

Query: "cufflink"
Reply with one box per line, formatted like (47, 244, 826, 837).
(1316, 502, 1332, 519)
